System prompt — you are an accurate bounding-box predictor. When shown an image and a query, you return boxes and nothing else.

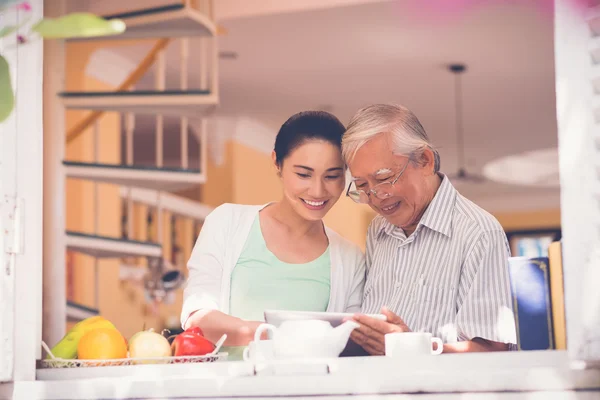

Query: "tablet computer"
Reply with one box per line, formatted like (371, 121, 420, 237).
(264, 309, 387, 327)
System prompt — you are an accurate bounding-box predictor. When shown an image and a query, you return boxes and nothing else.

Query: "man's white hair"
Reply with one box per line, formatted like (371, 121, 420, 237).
(342, 104, 440, 172)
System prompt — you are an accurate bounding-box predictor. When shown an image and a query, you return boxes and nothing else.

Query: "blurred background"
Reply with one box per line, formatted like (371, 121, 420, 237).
(59, 0, 562, 340)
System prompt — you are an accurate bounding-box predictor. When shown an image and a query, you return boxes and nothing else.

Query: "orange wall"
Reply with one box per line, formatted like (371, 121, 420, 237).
(65, 41, 186, 339)
(493, 209, 561, 231)
(359, 208, 561, 234)
(202, 141, 235, 207)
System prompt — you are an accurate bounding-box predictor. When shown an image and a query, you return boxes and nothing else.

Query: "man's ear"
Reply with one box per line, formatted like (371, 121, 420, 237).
(271, 151, 281, 176)
(420, 148, 436, 175)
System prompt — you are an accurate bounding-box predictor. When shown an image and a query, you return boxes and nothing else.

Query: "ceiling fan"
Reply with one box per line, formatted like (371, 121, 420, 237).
(445, 63, 487, 184)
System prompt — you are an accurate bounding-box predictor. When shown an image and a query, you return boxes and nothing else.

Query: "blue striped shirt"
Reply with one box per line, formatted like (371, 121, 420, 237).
(362, 174, 517, 346)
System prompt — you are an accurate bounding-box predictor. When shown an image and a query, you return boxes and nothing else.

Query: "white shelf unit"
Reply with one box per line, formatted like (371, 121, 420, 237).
(60, 91, 219, 117)
(64, 161, 206, 192)
(68, 3, 216, 41)
(66, 231, 162, 259)
(117, 186, 212, 282)
(118, 186, 213, 221)
(60, 1, 220, 118)
(58, 1, 217, 324)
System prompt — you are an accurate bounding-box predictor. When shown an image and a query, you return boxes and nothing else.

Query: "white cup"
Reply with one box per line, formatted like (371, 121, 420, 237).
(254, 323, 276, 341)
(385, 332, 443, 357)
(243, 340, 275, 362)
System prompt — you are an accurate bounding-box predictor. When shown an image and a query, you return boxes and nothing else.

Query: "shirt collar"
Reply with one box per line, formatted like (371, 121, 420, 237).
(377, 173, 457, 239)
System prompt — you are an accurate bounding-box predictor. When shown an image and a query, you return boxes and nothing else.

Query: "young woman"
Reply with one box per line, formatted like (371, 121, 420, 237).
(180, 111, 365, 358)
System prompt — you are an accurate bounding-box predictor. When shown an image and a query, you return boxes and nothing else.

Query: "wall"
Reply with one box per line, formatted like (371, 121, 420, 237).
(493, 209, 561, 231)
(202, 141, 236, 207)
(215, 0, 389, 20)
(65, 41, 123, 331)
(342, 205, 562, 249)
(64, 41, 184, 338)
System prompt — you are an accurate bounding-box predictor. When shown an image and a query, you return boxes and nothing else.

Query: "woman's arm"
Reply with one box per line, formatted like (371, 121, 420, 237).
(181, 204, 261, 347)
(180, 206, 228, 328)
(181, 205, 270, 346)
(185, 309, 264, 346)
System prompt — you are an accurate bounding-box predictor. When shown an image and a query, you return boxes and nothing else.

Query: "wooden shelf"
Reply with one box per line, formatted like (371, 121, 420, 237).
(66, 301, 100, 322)
(66, 231, 162, 258)
(59, 90, 217, 117)
(64, 161, 206, 191)
(68, 4, 216, 41)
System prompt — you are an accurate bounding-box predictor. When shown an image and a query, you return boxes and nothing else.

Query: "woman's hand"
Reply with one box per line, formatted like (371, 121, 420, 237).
(186, 309, 264, 346)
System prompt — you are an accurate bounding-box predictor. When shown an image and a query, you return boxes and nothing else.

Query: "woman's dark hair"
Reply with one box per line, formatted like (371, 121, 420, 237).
(274, 111, 346, 166)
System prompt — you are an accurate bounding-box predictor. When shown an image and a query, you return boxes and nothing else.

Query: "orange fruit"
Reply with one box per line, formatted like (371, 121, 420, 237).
(77, 328, 128, 360)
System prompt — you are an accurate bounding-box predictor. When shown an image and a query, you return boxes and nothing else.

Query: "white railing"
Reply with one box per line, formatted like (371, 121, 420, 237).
(119, 187, 213, 222)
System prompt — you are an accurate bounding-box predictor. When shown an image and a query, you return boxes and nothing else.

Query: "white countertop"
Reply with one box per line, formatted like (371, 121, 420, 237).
(12, 350, 598, 400)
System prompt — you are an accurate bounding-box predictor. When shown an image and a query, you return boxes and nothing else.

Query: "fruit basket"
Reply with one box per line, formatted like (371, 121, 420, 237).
(40, 341, 228, 368)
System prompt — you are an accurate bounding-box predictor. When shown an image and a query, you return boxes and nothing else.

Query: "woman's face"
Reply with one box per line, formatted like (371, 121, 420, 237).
(276, 140, 346, 221)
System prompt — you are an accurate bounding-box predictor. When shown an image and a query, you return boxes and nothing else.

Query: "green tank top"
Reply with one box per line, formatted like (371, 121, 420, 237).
(225, 215, 331, 360)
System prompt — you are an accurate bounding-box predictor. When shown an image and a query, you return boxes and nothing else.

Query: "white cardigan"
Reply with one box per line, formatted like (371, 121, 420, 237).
(180, 203, 366, 328)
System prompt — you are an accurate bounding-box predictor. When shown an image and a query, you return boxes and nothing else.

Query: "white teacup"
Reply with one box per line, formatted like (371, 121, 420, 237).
(243, 340, 275, 362)
(385, 332, 443, 357)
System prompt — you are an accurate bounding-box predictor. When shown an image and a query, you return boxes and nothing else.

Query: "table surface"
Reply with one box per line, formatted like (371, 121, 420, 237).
(11, 350, 600, 400)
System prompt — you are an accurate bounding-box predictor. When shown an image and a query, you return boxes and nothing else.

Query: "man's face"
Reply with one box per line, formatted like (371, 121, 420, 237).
(348, 134, 433, 230)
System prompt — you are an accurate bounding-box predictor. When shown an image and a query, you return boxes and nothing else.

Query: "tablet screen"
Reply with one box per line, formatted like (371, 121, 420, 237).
(264, 309, 387, 327)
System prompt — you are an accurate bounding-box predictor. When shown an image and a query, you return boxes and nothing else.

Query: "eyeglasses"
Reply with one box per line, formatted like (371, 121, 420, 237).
(346, 158, 412, 204)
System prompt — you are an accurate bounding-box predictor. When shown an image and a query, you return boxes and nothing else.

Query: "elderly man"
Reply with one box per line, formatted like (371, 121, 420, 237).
(343, 104, 517, 354)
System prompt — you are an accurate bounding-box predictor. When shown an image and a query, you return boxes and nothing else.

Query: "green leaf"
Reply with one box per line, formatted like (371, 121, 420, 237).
(0, 54, 15, 123)
(0, 25, 18, 38)
(31, 12, 125, 39)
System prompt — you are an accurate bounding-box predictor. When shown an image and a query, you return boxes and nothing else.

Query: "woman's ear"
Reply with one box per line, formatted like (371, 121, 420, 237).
(271, 151, 281, 176)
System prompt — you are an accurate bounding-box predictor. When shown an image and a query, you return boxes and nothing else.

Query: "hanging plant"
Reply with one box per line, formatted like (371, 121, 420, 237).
(0, 1, 126, 122)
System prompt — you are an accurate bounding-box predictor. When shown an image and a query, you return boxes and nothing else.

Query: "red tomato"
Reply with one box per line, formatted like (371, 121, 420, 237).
(171, 328, 214, 357)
